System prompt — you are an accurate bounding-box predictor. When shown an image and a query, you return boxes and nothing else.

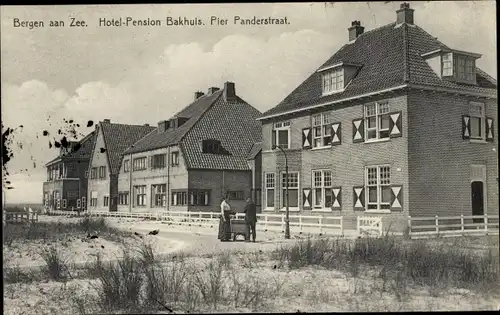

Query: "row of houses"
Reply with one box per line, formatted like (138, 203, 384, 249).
(43, 3, 498, 232)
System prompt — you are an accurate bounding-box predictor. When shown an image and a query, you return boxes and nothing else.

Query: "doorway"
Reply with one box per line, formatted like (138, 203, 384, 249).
(471, 181, 484, 224)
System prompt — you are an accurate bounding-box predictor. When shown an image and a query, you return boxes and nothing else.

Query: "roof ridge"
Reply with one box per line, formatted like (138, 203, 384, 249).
(357, 21, 396, 38)
(101, 121, 156, 129)
(173, 90, 223, 118)
(402, 23, 410, 83)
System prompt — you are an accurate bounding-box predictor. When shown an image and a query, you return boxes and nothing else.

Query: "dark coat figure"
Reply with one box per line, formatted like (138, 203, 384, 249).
(244, 198, 257, 242)
(218, 197, 232, 241)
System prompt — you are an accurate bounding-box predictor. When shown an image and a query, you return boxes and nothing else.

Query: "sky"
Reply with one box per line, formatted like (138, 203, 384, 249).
(1, 1, 497, 204)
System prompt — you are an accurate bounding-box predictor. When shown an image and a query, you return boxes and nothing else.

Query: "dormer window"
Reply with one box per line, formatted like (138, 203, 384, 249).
(442, 53, 453, 76)
(322, 67, 344, 94)
(201, 139, 231, 155)
(424, 49, 479, 84)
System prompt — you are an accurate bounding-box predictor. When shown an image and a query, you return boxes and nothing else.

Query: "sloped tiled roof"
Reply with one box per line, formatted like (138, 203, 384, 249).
(99, 122, 156, 174)
(45, 130, 96, 167)
(123, 91, 222, 155)
(246, 142, 262, 160)
(261, 21, 497, 119)
(181, 94, 262, 170)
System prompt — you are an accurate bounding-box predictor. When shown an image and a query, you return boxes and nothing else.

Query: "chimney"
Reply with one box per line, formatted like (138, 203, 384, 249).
(144, 123, 150, 127)
(157, 120, 169, 133)
(103, 119, 111, 123)
(207, 87, 220, 95)
(396, 2, 414, 25)
(194, 91, 204, 100)
(223, 82, 236, 102)
(348, 21, 364, 42)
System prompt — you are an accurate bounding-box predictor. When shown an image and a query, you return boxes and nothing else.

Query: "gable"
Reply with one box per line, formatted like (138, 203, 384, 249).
(89, 126, 110, 171)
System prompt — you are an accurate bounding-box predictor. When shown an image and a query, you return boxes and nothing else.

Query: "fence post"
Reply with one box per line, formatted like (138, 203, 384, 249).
(484, 214, 488, 233)
(357, 216, 360, 236)
(461, 214, 465, 235)
(264, 214, 268, 231)
(435, 215, 439, 235)
(407, 216, 412, 239)
(299, 215, 303, 233)
(281, 214, 285, 233)
(340, 216, 344, 236)
(198, 212, 202, 227)
(318, 216, 323, 234)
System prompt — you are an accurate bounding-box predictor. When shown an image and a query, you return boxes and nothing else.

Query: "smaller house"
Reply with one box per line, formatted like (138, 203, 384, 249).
(42, 131, 96, 210)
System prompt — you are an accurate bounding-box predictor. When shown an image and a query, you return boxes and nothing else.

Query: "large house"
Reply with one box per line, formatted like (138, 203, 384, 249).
(87, 120, 156, 211)
(116, 82, 262, 214)
(257, 3, 498, 231)
(42, 131, 96, 210)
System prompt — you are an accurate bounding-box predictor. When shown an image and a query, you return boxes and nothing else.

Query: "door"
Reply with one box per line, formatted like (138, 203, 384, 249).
(110, 197, 118, 212)
(471, 181, 484, 224)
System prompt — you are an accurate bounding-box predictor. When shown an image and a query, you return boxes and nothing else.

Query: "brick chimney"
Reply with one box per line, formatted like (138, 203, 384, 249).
(348, 21, 364, 42)
(396, 2, 414, 25)
(223, 82, 236, 102)
(103, 119, 111, 123)
(207, 87, 220, 95)
(194, 91, 204, 100)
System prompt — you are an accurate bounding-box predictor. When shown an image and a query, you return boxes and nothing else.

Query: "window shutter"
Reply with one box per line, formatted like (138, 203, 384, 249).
(353, 186, 364, 210)
(485, 117, 494, 142)
(302, 128, 312, 149)
(331, 187, 341, 210)
(352, 118, 364, 143)
(462, 115, 471, 139)
(390, 185, 403, 211)
(62, 199, 67, 209)
(302, 188, 311, 210)
(148, 156, 152, 168)
(331, 123, 341, 146)
(56, 199, 61, 210)
(271, 130, 277, 148)
(76, 199, 81, 209)
(389, 111, 402, 138)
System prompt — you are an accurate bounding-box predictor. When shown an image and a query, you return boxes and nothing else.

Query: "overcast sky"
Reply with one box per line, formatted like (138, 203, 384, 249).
(1, 1, 496, 204)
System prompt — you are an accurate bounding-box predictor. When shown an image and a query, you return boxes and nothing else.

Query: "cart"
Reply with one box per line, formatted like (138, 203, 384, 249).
(229, 217, 247, 242)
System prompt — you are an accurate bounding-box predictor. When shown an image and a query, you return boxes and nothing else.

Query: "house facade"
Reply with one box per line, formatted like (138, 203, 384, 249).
(42, 131, 96, 211)
(87, 120, 156, 211)
(258, 3, 498, 231)
(116, 82, 262, 214)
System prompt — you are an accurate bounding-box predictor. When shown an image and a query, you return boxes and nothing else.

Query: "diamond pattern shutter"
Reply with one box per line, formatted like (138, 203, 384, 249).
(353, 186, 364, 211)
(390, 185, 403, 211)
(352, 118, 364, 143)
(462, 115, 471, 140)
(302, 188, 312, 210)
(485, 117, 494, 142)
(389, 111, 402, 138)
(331, 187, 341, 210)
(331, 123, 341, 146)
(302, 128, 312, 149)
(271, 130, 276, 148)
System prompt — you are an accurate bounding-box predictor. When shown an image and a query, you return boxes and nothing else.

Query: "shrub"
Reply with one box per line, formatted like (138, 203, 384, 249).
(40, 247, 69, 281)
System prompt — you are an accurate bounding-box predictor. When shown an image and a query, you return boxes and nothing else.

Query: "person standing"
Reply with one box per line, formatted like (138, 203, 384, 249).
(218, 196, 232, 241)
(243, 197, 257, 242)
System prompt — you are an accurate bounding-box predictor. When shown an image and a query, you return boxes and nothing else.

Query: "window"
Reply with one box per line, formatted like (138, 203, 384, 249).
(84, 171, 89, 178)
(90, 192, 97, 207)
(103, 196, 109, 207)
(442, 53, 453, 76)
(171, 152, 179, 166)
(264, 173, 275, 209)
(151, 154, 166, 169)
(55, 191, 61, 209)
(202, 139, 230, 155)
(124, 160, 130, 172)
(470, 102, 485, 140)
(457, 56, 466, 80)
(152, 184, 167, 207)
(228, 191, 244, 200)
(76, 199, 81, 208)
(455, 55, 475, 81)
(366, 165, 391, 211)
(188, 190, 210, 206)
(119, 192, 129, 205)
(312, 112, 333, 148)
(62, 199, 67, 209)
(322, 67, 344, 94)
(365, 102, 390, 141)
(82, 197, 87, 209)
(281, 172, 299, 209)
(172, 191, 187, 206)
(91, 167, 98, 179)
(466, 59, 474, 81)
(99, 166, 107, 179)
(135, 185, 147, 206)
(312, 170, 333, 209)
(273, 121, 290, 149)
(133, 157, 147, 171)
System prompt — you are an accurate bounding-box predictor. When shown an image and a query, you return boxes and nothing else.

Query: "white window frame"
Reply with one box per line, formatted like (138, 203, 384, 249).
(264, 172, 275, 211)
(312, 112, 333, 148)
(76, 199, 81, 209)
(322, 67, 344, 95)
(312, 170, 333, 211)
(119, 192, 129, 205)
(469, 102, 485, 141)
(152, 184, 167, 207)
(171, 152, 179, 166)
(171, 191, 187, 206)
(103, 195, 109, 207)
(365, 165, 392, 213)
(465, 58, 474, 81)
(273, 121, 291, 149)
(457, 55, 466, 80)
(123, 160, 130, 173)
(134, 185, 147, 207)
(280, 171, 300, 211)
(365, 102, 391, 142)
(133, 157, 147, 171)
(442, 52, 453, 77)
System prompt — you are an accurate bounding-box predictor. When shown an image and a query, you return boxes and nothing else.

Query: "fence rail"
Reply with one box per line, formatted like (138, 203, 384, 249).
(408, 214, 499, 239)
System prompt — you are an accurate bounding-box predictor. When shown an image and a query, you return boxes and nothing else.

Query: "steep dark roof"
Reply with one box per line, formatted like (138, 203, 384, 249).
(261, 22, 497, 118)
(246, 142, 262, 160)
(182, 94, 262, 170)
(45, 130, 96, 167)
(99, 122, 156, 174)
(123, 91, 221, 155)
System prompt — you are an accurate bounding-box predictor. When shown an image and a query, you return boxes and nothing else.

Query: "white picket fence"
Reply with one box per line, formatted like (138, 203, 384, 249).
(408, 214, 499, 239)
